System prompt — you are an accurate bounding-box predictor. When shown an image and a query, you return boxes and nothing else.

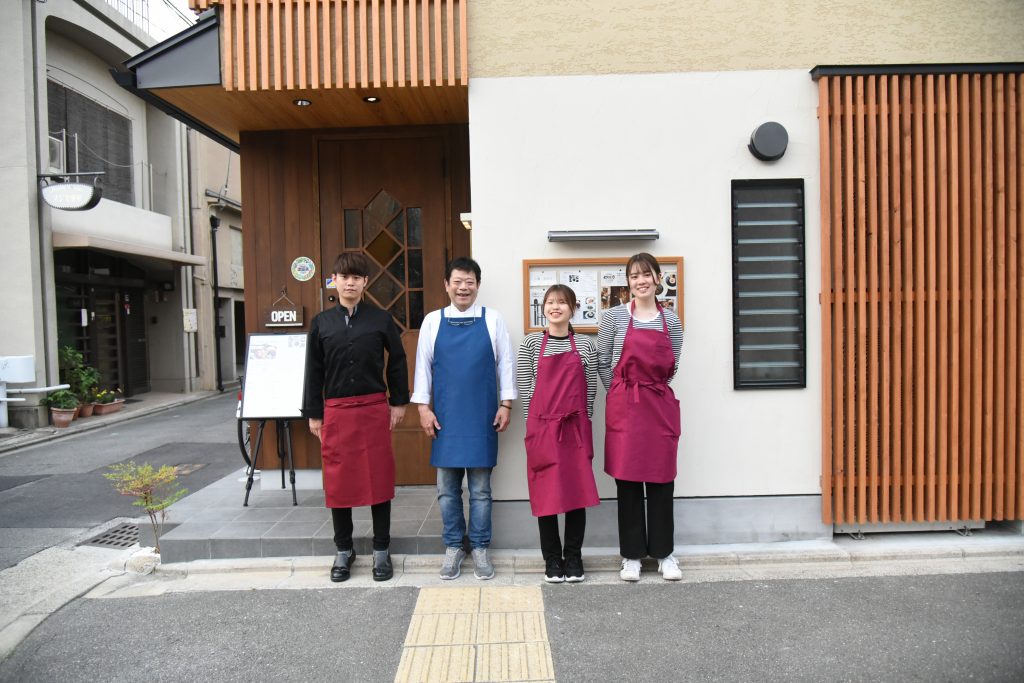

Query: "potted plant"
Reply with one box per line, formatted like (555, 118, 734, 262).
(59, 346, 101, 417)
(93, 388, 125, 415)
(43, 389, 79, 428)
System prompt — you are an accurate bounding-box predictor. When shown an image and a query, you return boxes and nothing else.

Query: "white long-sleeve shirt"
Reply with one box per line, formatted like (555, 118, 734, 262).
(411, 303, 518, 405)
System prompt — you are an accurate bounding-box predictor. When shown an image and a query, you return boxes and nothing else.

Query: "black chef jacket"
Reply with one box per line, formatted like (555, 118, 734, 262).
(301, 302, 409, 419)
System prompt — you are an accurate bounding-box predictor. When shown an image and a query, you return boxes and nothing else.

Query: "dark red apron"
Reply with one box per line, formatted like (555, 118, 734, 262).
(525, 333, 600, 517)
(603, 302, 680, 483)
(321, 392, 395, 508)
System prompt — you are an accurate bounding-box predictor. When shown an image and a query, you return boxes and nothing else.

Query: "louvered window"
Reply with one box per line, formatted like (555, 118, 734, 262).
(731, 179, 807, 389)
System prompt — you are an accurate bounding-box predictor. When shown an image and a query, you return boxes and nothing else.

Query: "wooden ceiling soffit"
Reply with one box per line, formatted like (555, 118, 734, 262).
(189, 0, 468, 93)
(120, 2, 468, 147)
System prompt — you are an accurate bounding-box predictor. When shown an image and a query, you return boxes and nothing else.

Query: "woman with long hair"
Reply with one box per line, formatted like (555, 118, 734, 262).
(517, 284, 600, 582)
(597, 253, 684, 581)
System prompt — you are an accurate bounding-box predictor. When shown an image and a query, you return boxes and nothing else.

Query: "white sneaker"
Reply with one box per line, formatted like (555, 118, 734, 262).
(619, 558, 641, 582)
(658, 555, 682, 581)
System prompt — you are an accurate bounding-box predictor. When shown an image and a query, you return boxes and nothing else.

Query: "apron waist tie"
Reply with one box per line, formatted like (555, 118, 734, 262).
(619, 379, 666, 403)
(539, 410, 583, 446)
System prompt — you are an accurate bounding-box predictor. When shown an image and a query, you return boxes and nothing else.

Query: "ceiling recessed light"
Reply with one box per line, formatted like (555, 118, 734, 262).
(293, 98, 312, 107)
(363, 96, 381, 103)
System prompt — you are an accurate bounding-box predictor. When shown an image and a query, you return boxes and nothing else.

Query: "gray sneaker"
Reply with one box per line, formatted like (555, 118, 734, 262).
(472, 547, 495, 580)
(440, 547, 465, 580)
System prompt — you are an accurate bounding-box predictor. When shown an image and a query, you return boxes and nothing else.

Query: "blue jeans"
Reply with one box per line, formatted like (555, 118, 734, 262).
(436, 467, 492, 549)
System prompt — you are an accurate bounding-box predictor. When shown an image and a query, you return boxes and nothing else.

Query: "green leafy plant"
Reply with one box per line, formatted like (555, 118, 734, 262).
(104, 462, 187, 554)
(42, 388, 79, 410)
(59, 346, 102, 403)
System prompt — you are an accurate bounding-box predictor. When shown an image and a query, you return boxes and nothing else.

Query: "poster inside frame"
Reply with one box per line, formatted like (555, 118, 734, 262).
(240, 333, 308, 419)
(522, 257, 684, 334)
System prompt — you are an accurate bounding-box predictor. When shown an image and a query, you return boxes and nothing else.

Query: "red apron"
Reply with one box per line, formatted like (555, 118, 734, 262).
(525, 333, 600, 517)
(603, 302, 680, 483)
(320, 392, 395, 508)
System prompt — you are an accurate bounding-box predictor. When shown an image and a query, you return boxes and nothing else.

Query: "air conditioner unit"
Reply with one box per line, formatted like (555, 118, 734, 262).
(48, 135, 66, 174)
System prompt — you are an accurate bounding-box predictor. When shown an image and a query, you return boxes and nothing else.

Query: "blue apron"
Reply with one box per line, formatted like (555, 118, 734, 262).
(430, 307, 499, 468)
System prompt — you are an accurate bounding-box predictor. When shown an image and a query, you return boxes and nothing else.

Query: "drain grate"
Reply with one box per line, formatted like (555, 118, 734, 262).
(80, 523, 139, 548)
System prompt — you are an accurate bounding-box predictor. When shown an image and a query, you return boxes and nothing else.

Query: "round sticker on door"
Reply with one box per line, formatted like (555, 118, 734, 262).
(290, 257, 316, 282)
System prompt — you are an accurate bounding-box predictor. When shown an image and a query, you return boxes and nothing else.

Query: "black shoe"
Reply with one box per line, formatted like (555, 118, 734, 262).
(372, 549, 393, 582)
(330, 550, 355, 582)
(544, 557, 565, 583)
(564, 555, 585, 583)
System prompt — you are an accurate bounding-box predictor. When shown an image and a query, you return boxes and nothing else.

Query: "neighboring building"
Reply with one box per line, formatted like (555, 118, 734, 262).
(1, 0, 239, 428)
(189, 131, 245, 389)
(119, 1, 1024, 546)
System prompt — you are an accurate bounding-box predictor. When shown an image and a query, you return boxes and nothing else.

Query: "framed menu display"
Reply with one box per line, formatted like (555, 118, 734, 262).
(522, 257, 684, 334)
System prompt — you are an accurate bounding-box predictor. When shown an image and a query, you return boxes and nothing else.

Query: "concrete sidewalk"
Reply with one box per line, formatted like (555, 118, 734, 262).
(2, 516, 1022, 661)
(0, 389, 227, 456)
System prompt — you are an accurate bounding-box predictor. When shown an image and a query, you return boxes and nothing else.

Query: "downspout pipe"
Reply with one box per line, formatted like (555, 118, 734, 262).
(209, 214, 224, 392)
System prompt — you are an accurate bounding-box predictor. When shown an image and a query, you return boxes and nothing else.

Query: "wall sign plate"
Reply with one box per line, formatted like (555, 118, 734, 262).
(291, 257, 316, 282)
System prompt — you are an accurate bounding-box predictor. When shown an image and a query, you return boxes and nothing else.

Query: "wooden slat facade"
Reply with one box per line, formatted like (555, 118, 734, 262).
(817, 69, 1024, 525)
(189, 0, 468, 91)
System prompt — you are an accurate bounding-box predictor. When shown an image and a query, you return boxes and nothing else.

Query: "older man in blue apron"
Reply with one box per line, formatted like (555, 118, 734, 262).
(412, 257, 516, 580)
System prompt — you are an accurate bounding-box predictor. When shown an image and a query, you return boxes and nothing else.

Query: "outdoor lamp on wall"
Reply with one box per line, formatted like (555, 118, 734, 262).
(38, 172, 104, 211)
(748, 121, 789, 161)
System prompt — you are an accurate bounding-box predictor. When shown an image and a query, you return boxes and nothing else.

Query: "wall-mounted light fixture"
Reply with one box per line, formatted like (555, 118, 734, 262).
(547, 229, 659, 242)
(748, 121, 789, 161)
(38, 172, 104, 211)
(460, 212, 473, 230)
(293, 98, 312, 107)
(363, 95, 381, 103)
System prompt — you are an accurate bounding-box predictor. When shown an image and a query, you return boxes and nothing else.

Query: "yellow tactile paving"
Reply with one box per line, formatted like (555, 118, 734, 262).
(479, 586, 544, 613)
(413, 586, 482, 614)
(405, 613, 479, 646)
(395, 586, 556, 683)
(395, 644, 476, 683)
(475, 612, 548, 644)
(476, 643, 555, 682)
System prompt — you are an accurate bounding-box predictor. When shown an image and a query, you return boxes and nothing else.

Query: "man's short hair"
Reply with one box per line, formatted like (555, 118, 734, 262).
(445, 257, 481, 282)
(332, 251, 370, 277)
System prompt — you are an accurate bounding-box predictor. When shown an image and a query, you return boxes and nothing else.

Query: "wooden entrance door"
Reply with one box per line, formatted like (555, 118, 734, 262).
(318, 136, 449, 485)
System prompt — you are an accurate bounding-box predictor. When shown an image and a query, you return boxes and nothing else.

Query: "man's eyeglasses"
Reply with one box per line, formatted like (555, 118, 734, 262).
(446, 316, 477, 327)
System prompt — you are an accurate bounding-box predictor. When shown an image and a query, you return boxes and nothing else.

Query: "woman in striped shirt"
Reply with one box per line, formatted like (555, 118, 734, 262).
(598, 253, 684, 582)
(517, 284, 600, 583)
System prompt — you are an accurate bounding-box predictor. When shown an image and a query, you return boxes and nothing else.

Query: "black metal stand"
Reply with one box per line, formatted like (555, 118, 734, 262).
(243, 418, 298, 506)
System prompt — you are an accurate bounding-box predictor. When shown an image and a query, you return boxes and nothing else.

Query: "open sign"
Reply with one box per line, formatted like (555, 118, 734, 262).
(264, 306, 304, 327)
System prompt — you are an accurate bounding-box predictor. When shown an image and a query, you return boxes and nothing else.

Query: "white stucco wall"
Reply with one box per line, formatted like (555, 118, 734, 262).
(470, 69, 823, 500)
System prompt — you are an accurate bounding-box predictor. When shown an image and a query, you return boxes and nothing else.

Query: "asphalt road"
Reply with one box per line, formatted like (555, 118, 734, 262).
(0, 393, 241, 569)
(1, 572, 1021, 682)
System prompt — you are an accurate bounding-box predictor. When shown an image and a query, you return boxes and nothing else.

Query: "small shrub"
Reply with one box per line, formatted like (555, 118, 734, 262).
(104, 462, 187, 554)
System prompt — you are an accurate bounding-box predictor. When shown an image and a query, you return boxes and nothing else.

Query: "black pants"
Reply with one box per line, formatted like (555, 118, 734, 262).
(615, 479, 674, 560)
(537, 508, 586, 562)
(332, 501, 391, 552)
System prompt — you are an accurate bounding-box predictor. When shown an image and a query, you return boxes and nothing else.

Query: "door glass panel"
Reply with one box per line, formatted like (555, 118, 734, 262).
(344, 209, 361, 249)
(408, 249, 423, 288)
(388, 293, 407, 328)
(366, 190, 402, 226)
(363, 214, 385, 243)
(368, 272, 402, 307)
(386, 212, 405, 241)
(408, 290, 424, 329)
(407, 208, 422, 246)
(387, 252, 406, 283)
(366, 230, 402, 266)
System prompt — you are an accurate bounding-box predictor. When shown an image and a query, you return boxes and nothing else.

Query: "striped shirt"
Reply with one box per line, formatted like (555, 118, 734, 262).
(516, 332, 598, 420)
(596, 304, 684, 390)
